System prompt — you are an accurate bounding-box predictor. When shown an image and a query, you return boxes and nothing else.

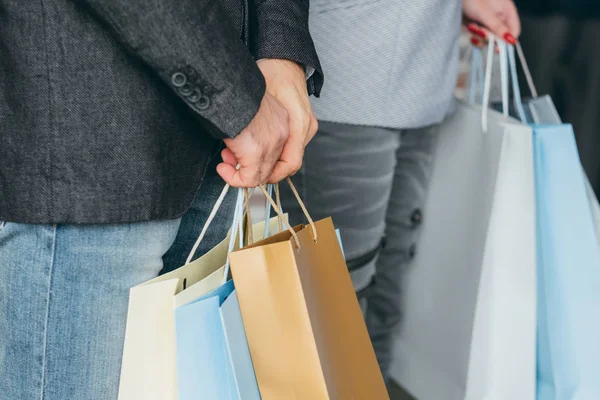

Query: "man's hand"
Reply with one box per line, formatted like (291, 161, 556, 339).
(217, 92, 289, 187)
(257, 58, 318, 183)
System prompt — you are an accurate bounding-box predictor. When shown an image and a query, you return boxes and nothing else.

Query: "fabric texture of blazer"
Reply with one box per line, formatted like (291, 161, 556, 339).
(0, 0, 322, 223)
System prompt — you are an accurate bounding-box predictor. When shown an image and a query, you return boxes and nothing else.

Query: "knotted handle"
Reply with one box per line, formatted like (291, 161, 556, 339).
(257, 177, 318, 249)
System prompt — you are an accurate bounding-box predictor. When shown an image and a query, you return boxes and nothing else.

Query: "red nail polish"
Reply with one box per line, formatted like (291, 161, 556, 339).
(467, 23, 480, 35)
(470, 37, 480, 46)
(504, 33, 517, 45)
(468, 25, 486, 39)
(467, 23, 486, 38)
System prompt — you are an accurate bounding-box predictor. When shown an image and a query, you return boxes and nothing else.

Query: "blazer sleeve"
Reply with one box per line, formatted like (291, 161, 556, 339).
(249, 0, 324, 97)
(76, 0, 266, 139)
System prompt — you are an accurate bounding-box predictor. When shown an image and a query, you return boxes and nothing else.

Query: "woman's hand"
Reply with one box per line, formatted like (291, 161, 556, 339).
(463, 0, 521, 45)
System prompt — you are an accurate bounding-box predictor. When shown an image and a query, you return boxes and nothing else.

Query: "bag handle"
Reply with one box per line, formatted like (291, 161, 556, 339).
(263, 184, 274, 238)
(223, 188, 246, 282)
(499, 40, 509, 117)
(185, 183, 234, 265)
(515, 42, 538, 98)
(507, 44, 528, 123)
(470, 36, 529, 126)
(262, 183, 286, 239)
(275, 183, 285, 232)
(481, 34, 496, 133)
(185, 176, 312, 269)
(480, 36, 513, 130)
(469, 35, 508, 116)
(257, 177, 318, 247)
(469, 46, 485, 105)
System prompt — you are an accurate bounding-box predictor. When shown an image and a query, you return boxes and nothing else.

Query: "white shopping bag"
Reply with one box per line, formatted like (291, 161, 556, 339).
(390, 37, 536, 400)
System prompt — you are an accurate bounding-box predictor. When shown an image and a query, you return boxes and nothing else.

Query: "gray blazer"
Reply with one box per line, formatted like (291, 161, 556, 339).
(0, 0, 322, 224)
(309, 0, 461, 129)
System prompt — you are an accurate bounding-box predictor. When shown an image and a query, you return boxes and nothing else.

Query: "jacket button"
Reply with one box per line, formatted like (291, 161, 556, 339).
(195, 95, 211, 110)
(171, 72, 187, 88)
(188, 89, 202, 103)
(410, 209, 422, 227)
(179, 84, 193, 96)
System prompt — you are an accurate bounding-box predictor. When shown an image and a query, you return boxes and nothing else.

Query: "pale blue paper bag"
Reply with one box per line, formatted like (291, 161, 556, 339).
(533, 124, 600, 400)
(474, 43, 600, 399)
(174, 280, 260, 400)
(174, 188, 260, 400)
(505, 44, 600, 399)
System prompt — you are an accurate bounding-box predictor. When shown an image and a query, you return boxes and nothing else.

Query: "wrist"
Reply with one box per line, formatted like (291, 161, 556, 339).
(257, 58, 305, 84)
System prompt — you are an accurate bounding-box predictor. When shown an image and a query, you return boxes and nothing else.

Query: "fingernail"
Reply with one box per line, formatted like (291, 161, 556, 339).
(467, 23, 479, 35)
(467, 23, 487, 39)
(470, 37, 481, 46)
(503, 33, 516, 45)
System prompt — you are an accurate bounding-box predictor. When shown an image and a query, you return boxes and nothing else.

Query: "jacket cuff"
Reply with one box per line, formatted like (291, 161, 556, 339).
(249, 1, 324, 97)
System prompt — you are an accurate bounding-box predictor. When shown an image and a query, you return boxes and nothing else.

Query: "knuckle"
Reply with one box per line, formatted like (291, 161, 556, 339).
(242, 168, 260, 188)
(310, 117, 319, 136)
(289, 157, 303, 173)
(279, 127, 290, 142)
(248, 176, 259, 187)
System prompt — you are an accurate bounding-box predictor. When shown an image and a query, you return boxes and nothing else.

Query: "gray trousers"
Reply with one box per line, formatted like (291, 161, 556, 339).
(280, 121, 436, 376)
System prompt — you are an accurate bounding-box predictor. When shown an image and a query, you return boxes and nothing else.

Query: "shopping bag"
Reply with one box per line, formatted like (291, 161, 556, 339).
(228, 180, 389, 400)
(585, 176, 600, 245)
(504, 44, 600, 399)
(533, 123, 600, 400)
(175, 281, 241, 400)
(507, 43, 600, 241)
(509, 46, 600, 400)
(118, 185, 284, 400)
(174, 191, 260, 400)
(391, 37, 536, 400)
(175, 286, 260, 400)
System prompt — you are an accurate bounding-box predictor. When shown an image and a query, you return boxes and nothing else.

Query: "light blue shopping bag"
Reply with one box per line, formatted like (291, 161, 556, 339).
(505, 44, 600, 399)
(174, 188, 261, 400)
(472, 41, 600, 398)
(175, 281, 260, 400)
(533, 124, 600, 399)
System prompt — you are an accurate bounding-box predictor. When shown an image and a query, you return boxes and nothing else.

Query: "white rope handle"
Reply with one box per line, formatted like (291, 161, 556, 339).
(508, 44, 528, 123)
(262, 184, 286, 239)
(185, 183, 231, 265)
(498, 40, 509, 117)
(223, 189, 245, 282)
(481, 34, 496, 133)
(469, 47, 482, 105)
(263, 184, 274, 238)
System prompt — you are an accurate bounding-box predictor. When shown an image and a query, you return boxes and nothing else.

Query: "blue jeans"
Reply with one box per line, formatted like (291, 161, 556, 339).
(0, 164, 236, 400)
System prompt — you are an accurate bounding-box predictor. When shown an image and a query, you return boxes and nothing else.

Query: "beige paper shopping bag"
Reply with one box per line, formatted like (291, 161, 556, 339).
(118, 212, 285, 400)
(229, 184, 388, 400)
